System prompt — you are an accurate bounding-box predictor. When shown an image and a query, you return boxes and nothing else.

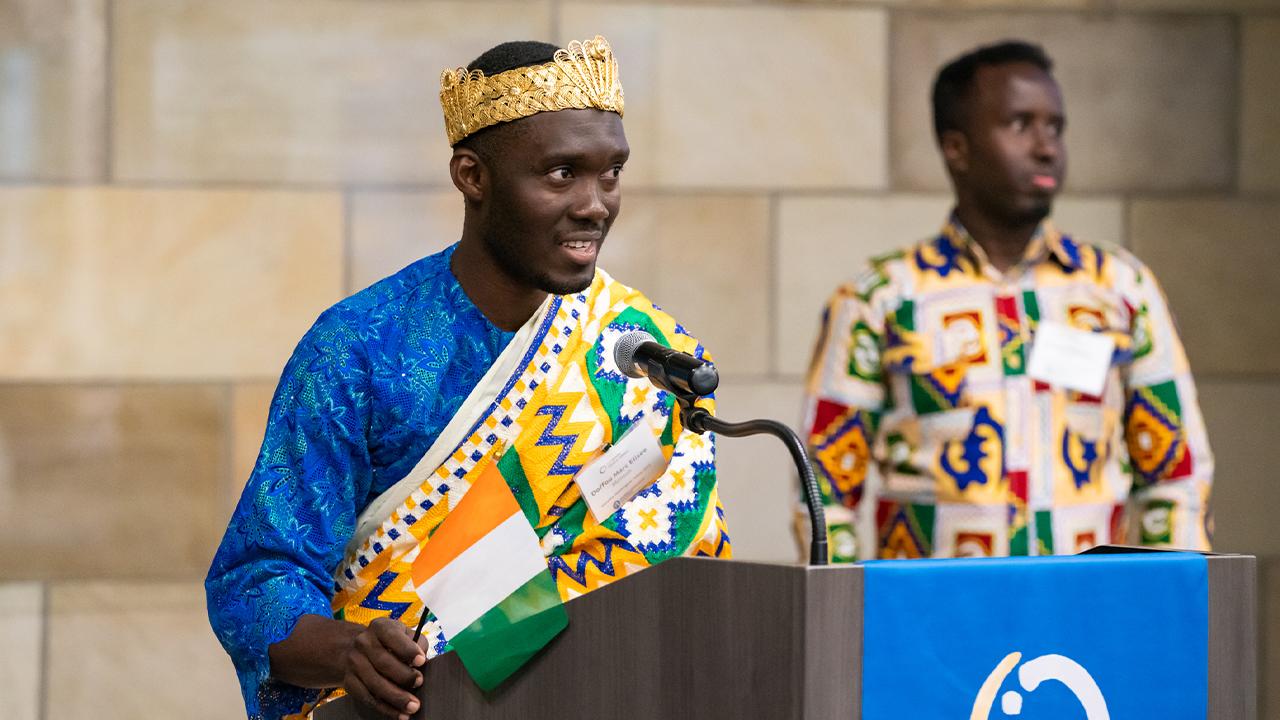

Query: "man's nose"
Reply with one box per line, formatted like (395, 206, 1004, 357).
(1032, 127, 1060, 164)
(571, 181, 610, 222)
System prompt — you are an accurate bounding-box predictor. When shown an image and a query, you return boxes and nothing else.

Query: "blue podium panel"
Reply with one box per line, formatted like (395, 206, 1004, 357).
(862, 553, 1207, 720)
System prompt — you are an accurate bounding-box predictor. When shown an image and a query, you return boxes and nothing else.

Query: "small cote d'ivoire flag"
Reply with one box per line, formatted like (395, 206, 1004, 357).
(410, 462, 568, 691)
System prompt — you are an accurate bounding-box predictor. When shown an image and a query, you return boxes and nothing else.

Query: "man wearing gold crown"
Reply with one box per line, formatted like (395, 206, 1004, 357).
(206, 37, 731, 720)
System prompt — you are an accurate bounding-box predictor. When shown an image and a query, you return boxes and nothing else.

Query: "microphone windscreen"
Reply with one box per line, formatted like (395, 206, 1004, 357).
(613, 331, 656, 378)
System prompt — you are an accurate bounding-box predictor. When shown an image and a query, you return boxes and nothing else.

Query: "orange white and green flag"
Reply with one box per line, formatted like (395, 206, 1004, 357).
(410, 461, 568, 691)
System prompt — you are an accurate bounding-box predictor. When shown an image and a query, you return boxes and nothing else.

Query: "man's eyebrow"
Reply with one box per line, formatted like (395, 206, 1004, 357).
(541, 152, 589, 165)
(540, 149, 630, 166)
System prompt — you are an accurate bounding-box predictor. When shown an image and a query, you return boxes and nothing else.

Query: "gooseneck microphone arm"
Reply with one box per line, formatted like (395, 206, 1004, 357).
(613, 331, 829, 566)
(679, 405, 828, 566)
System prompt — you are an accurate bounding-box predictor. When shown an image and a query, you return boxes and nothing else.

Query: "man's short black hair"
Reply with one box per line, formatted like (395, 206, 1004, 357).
(931, 40, 1054, 143)
(455, 41, 560, 154)
(466, 40, 559, 75)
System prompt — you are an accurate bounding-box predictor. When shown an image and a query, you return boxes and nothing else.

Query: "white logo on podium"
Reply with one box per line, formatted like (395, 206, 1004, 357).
(970, 652, 1110, 720)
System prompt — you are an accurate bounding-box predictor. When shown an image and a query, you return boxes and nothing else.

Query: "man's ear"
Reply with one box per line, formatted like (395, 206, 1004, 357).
(450, 147, 486, 204)
(940, 129, 970, 176)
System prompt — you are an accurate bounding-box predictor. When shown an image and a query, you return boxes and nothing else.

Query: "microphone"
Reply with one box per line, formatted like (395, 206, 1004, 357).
(613, 331, 719, 398)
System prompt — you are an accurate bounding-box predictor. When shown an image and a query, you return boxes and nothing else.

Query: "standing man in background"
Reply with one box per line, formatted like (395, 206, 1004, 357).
(207, 36, 730, 720)
(800, 41, 1212, 561)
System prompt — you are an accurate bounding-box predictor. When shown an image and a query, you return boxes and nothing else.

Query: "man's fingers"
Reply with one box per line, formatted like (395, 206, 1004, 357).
(351, 650, 421, 718)
(366, 636, 422, 688)
(344, 670, 412, 720)
(372, 618, 428, 667)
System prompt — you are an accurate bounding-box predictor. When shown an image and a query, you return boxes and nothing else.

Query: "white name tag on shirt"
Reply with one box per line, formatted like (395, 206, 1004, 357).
(1027, 321, 1115, 396)
(577, 416, 666, 522)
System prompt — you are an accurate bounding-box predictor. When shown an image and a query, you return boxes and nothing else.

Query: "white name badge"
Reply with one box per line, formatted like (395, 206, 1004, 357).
(1027, 322, 1115, 396)
(576, 415, 667, 522)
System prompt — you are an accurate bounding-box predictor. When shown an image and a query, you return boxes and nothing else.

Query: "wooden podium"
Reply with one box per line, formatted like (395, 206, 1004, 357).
(316, 553, 1256, 720)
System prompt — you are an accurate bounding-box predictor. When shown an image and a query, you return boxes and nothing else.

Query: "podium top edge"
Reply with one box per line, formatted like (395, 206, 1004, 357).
(671, 551, 1256, 571)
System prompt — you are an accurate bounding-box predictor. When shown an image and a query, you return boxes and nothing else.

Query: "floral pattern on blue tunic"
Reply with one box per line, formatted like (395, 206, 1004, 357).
(205, 245, 513, 719)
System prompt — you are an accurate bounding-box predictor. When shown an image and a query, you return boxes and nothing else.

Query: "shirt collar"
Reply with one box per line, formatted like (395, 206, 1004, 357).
(942, 213, 1079, 274)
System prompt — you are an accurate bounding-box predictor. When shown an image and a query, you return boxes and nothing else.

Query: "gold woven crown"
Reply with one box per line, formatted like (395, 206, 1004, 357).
(440, 36, 625, 146)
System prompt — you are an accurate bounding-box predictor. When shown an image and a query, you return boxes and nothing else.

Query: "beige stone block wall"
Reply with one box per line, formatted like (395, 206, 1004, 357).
(1242, 18, 1280, 193)
(0, 0, 105, 181)
(1, 0, 1276, 713)
(1117, 0, 1280, 9)
(560, 3, 889, 189)
(46, 582, 244, 719)
(1199, 382, 1280, 555)
(111, 0, 553, 185)
(0, 583, 41, 720)
(714, 379, 807, 562)
(349, 192, 460, 292)
(1130, 199, 1280, 376)
(0, 384, 228, 580)
(0, 188, 344, 379)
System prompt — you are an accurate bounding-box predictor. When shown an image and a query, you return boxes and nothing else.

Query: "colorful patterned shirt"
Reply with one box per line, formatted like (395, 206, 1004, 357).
(803, 216, 1213, 561)
(206, 244, 515, 720)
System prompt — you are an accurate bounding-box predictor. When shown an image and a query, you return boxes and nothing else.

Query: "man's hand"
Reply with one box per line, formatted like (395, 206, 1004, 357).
(268, 614, 428, 720)
(342, 618, 427, 720)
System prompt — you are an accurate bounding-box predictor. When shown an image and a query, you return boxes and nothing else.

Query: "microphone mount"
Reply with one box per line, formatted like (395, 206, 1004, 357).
(612, 330, 828, 566)
(677, 400, 828, 567)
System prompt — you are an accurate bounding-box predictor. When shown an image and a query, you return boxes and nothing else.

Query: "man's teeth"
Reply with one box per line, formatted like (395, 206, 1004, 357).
(564, 240, 593, 249)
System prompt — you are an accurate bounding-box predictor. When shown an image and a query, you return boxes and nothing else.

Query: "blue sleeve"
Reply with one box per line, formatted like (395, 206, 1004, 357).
(205, 307, 374, 719)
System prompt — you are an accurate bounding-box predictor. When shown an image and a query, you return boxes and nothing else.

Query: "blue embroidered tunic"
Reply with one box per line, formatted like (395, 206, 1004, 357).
(205, 245, 514, 719)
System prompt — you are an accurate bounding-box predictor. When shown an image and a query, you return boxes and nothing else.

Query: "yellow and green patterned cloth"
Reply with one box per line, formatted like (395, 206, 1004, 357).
(802, 215, 1212, 561)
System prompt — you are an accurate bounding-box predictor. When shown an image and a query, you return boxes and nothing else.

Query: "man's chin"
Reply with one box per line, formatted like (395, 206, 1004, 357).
(1016, 199, 1053, 226)
(538, 269, 596, 296)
